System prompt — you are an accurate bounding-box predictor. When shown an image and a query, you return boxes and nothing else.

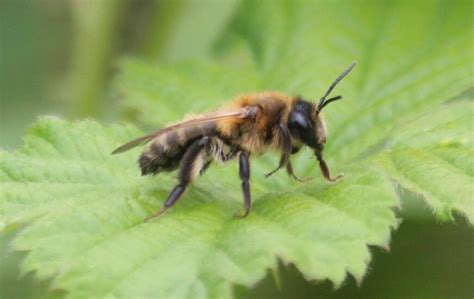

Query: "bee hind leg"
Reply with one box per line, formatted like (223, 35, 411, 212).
(145, 137, 211, 222)
(234, 152, 251, 218)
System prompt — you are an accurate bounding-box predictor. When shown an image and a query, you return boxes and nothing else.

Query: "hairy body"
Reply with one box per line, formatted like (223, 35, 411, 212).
(112, 62, 356, 221)
(139, 92, 296, 176)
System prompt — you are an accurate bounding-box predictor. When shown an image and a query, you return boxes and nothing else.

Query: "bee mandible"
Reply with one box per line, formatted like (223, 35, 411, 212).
(112, 62, 357, 221)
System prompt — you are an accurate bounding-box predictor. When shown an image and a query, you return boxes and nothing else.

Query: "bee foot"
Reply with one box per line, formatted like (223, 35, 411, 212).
(291, 174, 312, 182)
(233, 209, 250, 219)
(328, 173, 344, 182)
(144, 209, 167, 222)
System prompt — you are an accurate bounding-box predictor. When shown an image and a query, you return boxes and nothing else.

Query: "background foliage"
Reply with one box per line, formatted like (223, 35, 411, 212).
(0, 0, 472, 298)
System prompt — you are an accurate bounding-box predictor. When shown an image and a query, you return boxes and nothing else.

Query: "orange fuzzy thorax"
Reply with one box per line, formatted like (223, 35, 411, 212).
(217, 92, 295, 153)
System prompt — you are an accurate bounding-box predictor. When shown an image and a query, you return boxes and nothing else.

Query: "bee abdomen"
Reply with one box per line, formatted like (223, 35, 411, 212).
(139, 123, 217, 175)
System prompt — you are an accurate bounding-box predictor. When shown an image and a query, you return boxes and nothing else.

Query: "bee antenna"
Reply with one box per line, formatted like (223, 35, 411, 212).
(318, 61, 356, 111)
(319, 95, 342, 110)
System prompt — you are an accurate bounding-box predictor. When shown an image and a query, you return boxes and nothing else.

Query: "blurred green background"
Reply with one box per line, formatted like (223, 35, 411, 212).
(0, 0, 472, 298)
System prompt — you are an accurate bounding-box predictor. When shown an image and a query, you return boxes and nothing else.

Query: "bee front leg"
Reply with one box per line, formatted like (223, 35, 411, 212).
(235, 152, 251, 218)
(145, 137, 210, 222)
(315, 151, 343, 182)
(265, 123, 292, 178)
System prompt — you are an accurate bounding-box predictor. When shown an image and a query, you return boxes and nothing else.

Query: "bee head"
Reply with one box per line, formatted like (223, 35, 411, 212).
(288, 99, 327, 152)
(288, 62, 356, 154)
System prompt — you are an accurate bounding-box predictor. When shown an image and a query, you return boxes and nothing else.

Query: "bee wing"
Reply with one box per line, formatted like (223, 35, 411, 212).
(111, 107, 256, 155)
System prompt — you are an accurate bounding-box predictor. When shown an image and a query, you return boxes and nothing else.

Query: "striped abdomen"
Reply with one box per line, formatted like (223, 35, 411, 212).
(139, 122, 216, 175)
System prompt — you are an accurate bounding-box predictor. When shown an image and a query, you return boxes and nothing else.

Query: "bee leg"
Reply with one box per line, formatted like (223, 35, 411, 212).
(286, 161, 311, 182)
(234, 152, 251, 218)
(265, 123, 292, 178)
(265, 154, 288, 178)
(315, 152, 343, 182)
(144, 137, 210, 222)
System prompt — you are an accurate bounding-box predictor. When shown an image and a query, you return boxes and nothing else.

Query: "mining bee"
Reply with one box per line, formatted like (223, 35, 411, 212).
(112, 62, 356, 221)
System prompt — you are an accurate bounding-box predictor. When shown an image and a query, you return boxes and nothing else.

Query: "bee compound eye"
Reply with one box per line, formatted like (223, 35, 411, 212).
(290, 111, 310, 131)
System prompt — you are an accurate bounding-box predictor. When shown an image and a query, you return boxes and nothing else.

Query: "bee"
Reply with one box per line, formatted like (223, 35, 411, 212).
(112, 62, 356, 221)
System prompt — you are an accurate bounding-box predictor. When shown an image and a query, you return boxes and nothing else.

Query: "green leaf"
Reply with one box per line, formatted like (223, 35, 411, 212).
(1, 117, 398, 298)
(377, 101, 474, 223)
(1, 0, 472, 297)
